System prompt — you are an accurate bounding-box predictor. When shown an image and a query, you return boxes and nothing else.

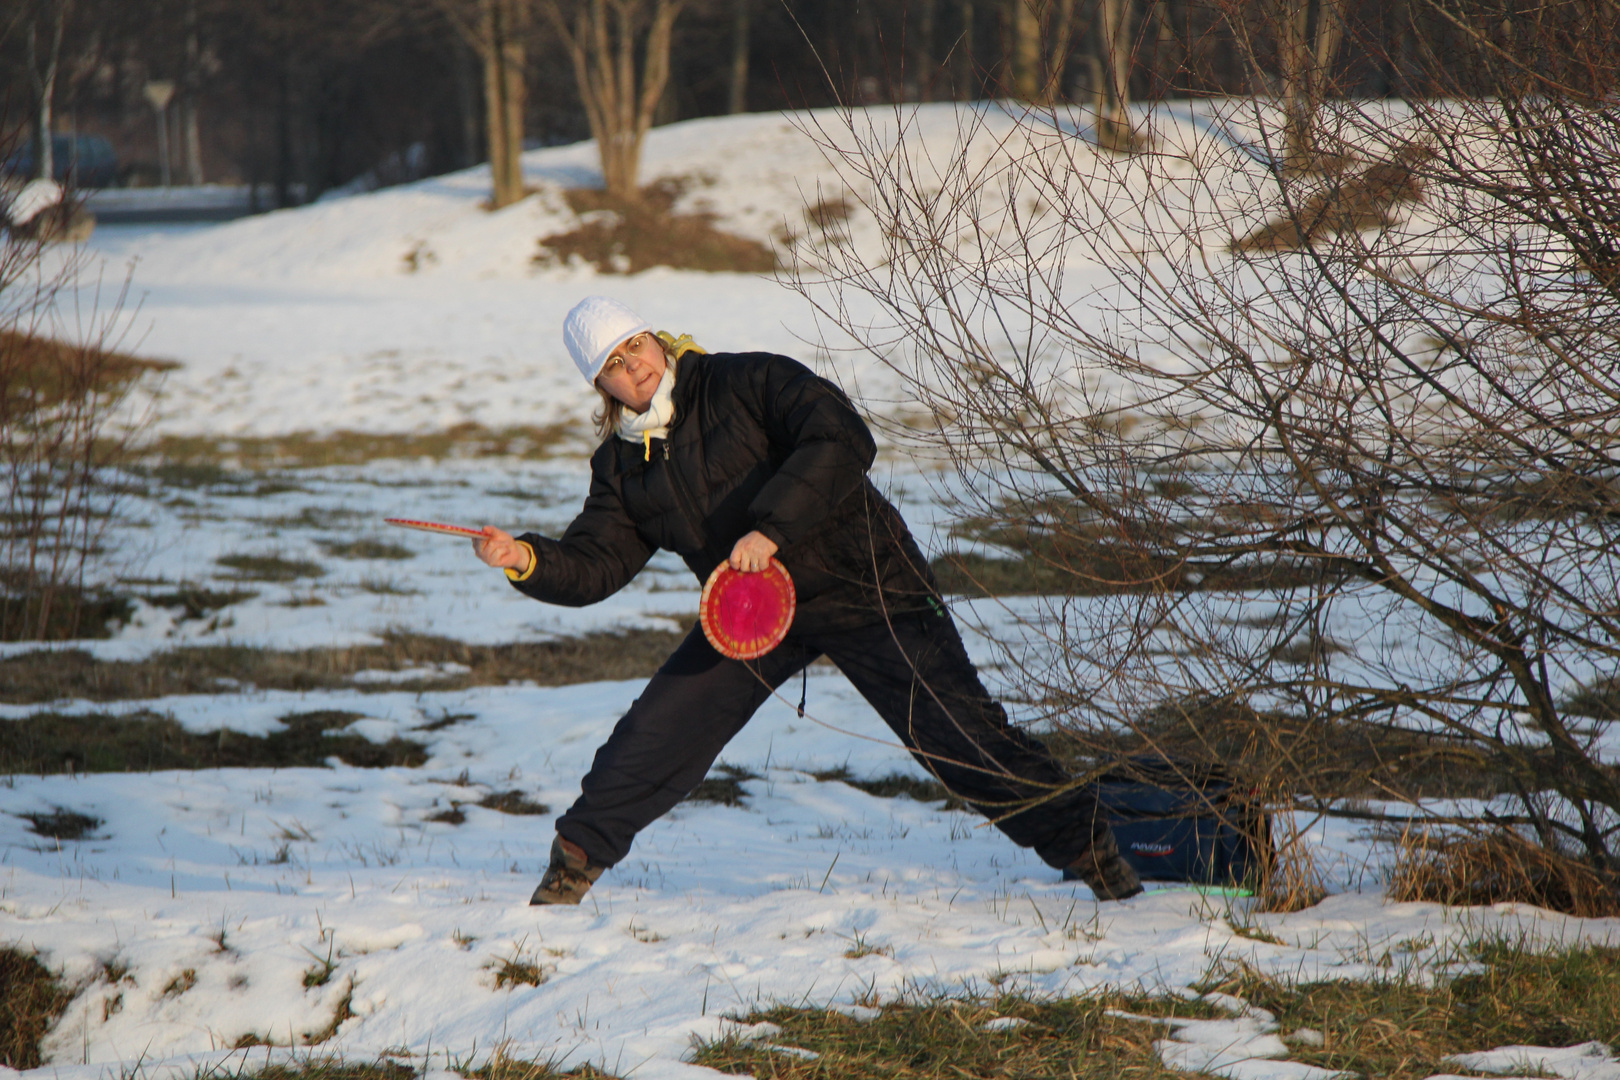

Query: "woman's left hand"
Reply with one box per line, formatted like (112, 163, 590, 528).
(728, 530, 779, 573)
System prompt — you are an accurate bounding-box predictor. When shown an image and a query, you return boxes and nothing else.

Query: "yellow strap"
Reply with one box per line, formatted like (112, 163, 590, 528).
(655, 330, 705, 359)
(643, 431, 652, 461)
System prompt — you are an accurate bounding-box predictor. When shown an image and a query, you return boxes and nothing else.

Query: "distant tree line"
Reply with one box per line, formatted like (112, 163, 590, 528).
(0, 0, 1584, 204)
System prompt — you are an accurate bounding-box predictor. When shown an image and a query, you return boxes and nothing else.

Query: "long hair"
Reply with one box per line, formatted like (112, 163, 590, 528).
(592, 336, 679, 440)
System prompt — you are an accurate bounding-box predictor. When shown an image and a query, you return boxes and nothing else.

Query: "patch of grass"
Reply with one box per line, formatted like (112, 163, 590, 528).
(358, 576, 420, 596)
(303, 978, 355, 1044)
(464, 1051, 618, 1080)
(217, 553, 326, 582)
(426, 806, 466, 825)
(140, 586, 258, 620)
(161, 968, 198, 997)
(226, 1057, 418, 1080)
(685, 762, 761, 807)
(318, 539, 415, 561)
(147, 421, 575, 469)
(1206, 940, 1620, 1080)
(694, 994, 1210, 1080)
(1232, 143, 1430, 253)
(0, 628, 686, 704)
(810, 767, 968, 811)
(478, 790, 551, 816)
(489, 950, 547, 989)
(1389, 827, 1620, 917)
(0, 709, 427, 774)
(1564, 677, 1620, 721)
(20, 807, 102, 840)
(537, 177, 779, 274)
(931, 549, 1328, 598)
(0, 948, 73, 1069)
(0, 571, 135, 641)
(0, 330, 174, 412)
(1045, 694, 1547, 803)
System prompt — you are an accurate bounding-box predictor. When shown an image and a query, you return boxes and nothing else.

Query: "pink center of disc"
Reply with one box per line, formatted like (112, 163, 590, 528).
(717, 573, 781, 642)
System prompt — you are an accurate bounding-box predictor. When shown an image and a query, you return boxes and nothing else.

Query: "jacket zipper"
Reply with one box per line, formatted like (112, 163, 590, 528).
(659, 437, 710, 557)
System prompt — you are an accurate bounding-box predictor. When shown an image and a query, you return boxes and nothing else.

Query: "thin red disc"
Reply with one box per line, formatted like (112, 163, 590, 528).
(700, 558, 796, 660)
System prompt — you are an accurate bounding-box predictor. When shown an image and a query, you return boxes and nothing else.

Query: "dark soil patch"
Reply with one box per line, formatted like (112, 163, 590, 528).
(20, 808, 102, 840)
(140, 587, 259, 620)
(0, 948, 73, 1069)
(1232, 143, 1430, 252)
(537, 177, 778, 275)
(0, 709, 427, 774)
(0, 628, 686, 704)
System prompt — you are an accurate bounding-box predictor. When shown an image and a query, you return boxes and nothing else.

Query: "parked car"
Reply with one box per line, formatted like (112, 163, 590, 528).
(2, 134, 119, 188)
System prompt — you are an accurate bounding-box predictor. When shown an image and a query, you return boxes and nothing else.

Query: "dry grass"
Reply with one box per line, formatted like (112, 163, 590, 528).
(536, 177, 779, 275)
(0, 330, 175, 411)
(0, 948, 72, 1069)
(1388, 826, 1620, 918)
(20, 807, 103, 840)
(809, 766, 969, 811)
(0, 709, 428, 774)
(0, 572, 134, 641)
(146, 421, 575, 469)
(1564, 677, 1620, 721)
(0, 627, 687, 704)
(684, 763, 761, 807)
(694, 994, 1218, 1080)
(465, 1050, 617, 1080)
(1205, 940, 1620, 1080)
(216, 553, 326, 582)
(1047, 695, 1545, 803)
(1232, 144, 1430, 252)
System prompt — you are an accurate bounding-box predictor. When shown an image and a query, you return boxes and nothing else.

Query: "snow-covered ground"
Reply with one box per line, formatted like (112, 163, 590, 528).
(5, 105, 1619, 1080)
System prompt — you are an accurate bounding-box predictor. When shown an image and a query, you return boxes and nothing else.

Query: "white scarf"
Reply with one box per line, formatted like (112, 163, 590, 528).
(616, 364, 677, 447)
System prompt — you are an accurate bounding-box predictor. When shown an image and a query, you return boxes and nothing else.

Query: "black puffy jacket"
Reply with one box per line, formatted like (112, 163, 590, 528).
(510, 351, 937, 633)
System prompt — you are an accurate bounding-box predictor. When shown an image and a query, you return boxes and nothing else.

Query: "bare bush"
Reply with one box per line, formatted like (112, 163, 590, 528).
(790, 1, 1620, 898)
(0, 220, 150, 640)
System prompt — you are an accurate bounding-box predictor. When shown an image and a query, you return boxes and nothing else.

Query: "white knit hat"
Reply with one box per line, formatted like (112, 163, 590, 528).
(563, 296, 653, 385)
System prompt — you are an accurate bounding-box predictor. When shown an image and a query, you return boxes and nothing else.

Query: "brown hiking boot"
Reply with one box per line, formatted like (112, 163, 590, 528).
(1065, 828, 1144, 901)
(529, 835, 604, 905)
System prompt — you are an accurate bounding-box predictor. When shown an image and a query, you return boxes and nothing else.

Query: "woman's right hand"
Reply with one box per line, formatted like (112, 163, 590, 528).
(473, 526, 531, 573)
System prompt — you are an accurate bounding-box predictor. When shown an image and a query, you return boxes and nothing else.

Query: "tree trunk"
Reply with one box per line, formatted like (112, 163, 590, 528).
(481, 0, 528, 208)
(551, 0, 684, 201)
(1011, 0, 1042, 101)
(1095, 0, 1132, 146)
(26, 1, 69, 182)
(1043, 0, 1077, 102)
(182, 0, 204, 184)
(955, 0, 976, 100)
(728, 0, 750, 114)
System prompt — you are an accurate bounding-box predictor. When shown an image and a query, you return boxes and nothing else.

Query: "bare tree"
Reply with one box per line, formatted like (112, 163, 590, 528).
(547, 0, 683, 199)
(23, 0, 72, 181)
(789, 0, 1620, 894)
(437, 0, 531, 208)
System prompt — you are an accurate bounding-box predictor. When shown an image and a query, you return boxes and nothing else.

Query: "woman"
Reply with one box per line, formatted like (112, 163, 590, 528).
(473, 296, 1141, 905)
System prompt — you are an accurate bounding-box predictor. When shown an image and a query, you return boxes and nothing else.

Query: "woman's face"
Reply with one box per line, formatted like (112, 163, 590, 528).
(595, 332, 667, 413)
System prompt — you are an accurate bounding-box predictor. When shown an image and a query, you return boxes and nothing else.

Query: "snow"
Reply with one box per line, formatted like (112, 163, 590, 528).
(4, 104, 1617, 1080)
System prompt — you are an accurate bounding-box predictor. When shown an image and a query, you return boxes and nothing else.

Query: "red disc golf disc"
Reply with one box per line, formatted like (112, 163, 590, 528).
(700, 558, 796, 660)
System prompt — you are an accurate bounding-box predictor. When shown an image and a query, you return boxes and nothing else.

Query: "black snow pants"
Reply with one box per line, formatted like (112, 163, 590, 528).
(555, 607, 1109, 871)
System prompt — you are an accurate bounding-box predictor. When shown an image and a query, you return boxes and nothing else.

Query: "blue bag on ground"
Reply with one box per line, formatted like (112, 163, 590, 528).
(1065, 758, 1272, 887)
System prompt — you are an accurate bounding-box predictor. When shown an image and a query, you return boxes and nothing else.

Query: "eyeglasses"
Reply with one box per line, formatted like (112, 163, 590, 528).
(599, 333, 654, 378)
